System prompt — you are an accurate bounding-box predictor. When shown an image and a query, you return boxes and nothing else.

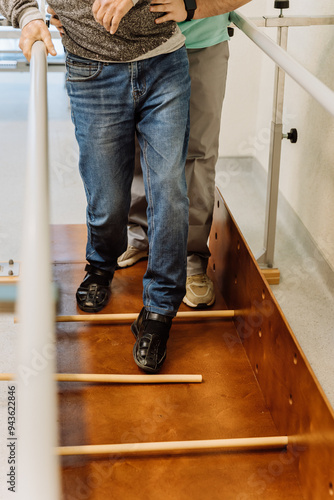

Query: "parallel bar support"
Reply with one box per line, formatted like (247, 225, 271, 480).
(230, 11, 334, 118)
(257, 26, 288, 268)
(231, 10, 334, 268)
(251, 15, 334, 28)
(17, 41, 60, 500)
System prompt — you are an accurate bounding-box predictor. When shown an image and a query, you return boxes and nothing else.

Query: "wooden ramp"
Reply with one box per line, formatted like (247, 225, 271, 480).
(52, 189, 334, 500)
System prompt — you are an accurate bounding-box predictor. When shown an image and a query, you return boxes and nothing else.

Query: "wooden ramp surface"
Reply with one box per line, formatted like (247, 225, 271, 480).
(52, 225, 303, 500)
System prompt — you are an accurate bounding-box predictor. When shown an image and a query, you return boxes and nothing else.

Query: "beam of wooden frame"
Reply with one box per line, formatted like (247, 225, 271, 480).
(57, 436, 289, 456)
(0, 373, 202, 384)
(210, 188, 334, 498)
(52, 309, 242, 324)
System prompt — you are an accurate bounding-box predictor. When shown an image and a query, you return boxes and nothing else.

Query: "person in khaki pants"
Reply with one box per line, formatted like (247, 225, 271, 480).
(118, 13, 231, 308)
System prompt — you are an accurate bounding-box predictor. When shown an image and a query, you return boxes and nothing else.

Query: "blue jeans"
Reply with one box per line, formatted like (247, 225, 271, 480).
(65, 47, 191, 317)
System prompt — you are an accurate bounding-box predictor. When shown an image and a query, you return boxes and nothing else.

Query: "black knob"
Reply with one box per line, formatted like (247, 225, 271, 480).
(287, 128, 298, 143)
(274, 1, 289, 8)
(227, 27, 234, 38)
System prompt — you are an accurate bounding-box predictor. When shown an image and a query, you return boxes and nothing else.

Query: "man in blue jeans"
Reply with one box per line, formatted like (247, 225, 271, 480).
(1, 0, 250, 373)
(1, 0, 191, 374)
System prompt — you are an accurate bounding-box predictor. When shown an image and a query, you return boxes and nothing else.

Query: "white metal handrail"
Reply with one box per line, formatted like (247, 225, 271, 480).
(17, 41, 60, 500)
(230, 10, 334, 269)
(231, 11, 334, 118)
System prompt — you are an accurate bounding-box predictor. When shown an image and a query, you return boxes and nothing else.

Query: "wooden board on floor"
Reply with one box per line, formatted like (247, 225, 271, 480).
(52, 225, 304, 499)
(261, 267, 280, 285)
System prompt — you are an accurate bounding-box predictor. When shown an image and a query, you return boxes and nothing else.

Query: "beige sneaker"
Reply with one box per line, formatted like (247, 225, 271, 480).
(117, 245, 148, 268)
(183, 273, 215, 308)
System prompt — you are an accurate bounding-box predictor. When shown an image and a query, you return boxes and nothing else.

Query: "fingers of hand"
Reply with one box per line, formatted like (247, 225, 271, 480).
(109, 7, 130, 34)
(19, 20, 44, 60)
(46, 5, 65, 35)
(43, 35, 57, 56)
(94, 7, 109, 29)
(19, 20, 57, 60)
(92, 1, 113, 31)
(50, 16, 64, 34)
(150, 0, 187, 22)
(154, 14, 172, 24)
(18, 38, 32, 61)
(92, 1, 110, 24)
(46, 6, 56, 15)
(109, 15, 121, 34)
(150, 4, 169, 13)
(92, 0, 133, 34)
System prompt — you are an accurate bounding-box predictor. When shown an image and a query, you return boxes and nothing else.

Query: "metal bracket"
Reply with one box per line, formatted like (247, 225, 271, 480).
(0, 260, 20, 277)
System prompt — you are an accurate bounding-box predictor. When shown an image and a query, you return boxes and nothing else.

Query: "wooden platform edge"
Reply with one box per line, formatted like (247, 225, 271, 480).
(0, 276, 19, 284)
(261, 267, 280, 285)
(209, 187, 334, 500)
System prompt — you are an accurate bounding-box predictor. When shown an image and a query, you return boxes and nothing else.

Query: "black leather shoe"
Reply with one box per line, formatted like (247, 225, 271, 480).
(131, 307, 173, 373)
(76, 264, 112, 313)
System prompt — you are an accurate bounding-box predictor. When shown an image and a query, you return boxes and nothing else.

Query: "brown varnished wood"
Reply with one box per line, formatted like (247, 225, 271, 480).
(52, 222, 304, 499)
(51, 224, 87, 263)
(261, 267, 280, 285)
(210, 188, 334, 500)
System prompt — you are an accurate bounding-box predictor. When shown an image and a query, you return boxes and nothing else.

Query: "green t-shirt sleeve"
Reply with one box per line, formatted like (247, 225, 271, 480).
(178, 14, 230, 49)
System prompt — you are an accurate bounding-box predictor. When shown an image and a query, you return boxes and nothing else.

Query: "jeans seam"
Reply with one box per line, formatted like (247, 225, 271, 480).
(131, 61, 147, 102)
(86, 223, 94, 260)
(143, 139, 155, 308)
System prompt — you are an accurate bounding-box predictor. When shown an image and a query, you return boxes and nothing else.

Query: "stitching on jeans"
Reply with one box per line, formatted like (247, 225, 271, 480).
(66, 56, 103, 83)
(86, 223, 94, 260)
(143, 139, 155, 307)
(131, 61, 147, 102)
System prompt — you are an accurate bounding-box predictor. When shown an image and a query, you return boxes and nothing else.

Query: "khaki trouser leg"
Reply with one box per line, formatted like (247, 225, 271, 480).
(127, 41, 229, 274)
(186, 41, 229, 275)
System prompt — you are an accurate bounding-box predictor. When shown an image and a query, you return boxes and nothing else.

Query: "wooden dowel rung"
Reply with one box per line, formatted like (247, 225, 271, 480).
(57, 436, 289, 456)
(53, 309, 238, 324)
(0, 374, 15, 382)
(0, 373, 202, 384)
(14, 309, 246, 324)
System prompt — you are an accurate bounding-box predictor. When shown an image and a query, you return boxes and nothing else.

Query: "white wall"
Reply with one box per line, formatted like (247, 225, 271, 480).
(219, 0, 334, 269)
(219, 0, 269, 156)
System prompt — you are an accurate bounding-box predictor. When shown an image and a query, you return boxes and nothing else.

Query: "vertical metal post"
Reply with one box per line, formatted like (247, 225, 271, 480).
(17, 41, 60, 500)
(256, 26, 288, 268)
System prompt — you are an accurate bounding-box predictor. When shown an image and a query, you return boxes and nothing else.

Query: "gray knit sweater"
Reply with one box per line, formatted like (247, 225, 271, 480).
(0, 0, 184, 62)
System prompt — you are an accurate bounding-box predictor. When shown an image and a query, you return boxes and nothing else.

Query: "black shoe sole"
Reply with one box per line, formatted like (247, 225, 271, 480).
(132, 343, 166, 374)
(76, 289, 111, 313)
(131, 322, 166, 374)
(76, 301, 108, 313)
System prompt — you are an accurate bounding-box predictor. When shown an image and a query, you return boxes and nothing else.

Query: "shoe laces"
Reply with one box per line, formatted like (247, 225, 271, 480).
(187, 274, 210, 286)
